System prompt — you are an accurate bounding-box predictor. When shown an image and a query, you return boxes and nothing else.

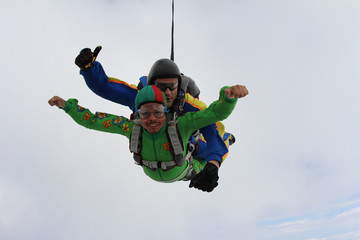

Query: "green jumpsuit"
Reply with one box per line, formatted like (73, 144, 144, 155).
(63, 87, 237, 182)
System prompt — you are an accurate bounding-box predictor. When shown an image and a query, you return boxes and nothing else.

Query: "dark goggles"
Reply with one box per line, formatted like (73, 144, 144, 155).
(138, 110, 165, 119)
(154, 82, 178, 91)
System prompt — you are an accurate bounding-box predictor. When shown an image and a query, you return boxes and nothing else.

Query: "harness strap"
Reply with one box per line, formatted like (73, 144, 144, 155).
(166, 113, 185, 166)
(130, 119, 143, 165)
(129, 112, 199, 178)
(181, 158, 195, 181)
(142, 159, 177, 171)
(167, 122, 183, 156)
(155, 159, 194, 183)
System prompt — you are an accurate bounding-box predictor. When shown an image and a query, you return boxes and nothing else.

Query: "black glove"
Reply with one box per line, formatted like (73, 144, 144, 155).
(189, 162, 219, 192)
(75, 46, 102, 71)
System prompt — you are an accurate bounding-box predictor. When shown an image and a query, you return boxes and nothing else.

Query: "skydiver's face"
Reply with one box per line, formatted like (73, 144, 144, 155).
(154, 78, 178, 108)
(139, 103, 166, 134)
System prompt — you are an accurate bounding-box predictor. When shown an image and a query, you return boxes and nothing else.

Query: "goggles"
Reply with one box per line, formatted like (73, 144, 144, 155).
(154, 82, 178, 91)
(138, 110, 165, 119)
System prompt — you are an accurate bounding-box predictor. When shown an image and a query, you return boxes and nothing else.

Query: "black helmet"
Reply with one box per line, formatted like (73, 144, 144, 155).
(147, 58, 181, 85)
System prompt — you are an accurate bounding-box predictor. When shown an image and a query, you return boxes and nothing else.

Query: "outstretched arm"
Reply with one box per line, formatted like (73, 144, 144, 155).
(48, 96, 133, 138)
(183, 85, 248, 133)
(188, 85, 248, 192)
(75, 47, 138, 110)
(183, 85, 248, 166)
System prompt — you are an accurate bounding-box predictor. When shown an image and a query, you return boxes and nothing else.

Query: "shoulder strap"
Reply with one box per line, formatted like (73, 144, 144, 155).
(166, 112, 185, 166)
(129, 119, 143, 165)
(171, 90, 185, 116)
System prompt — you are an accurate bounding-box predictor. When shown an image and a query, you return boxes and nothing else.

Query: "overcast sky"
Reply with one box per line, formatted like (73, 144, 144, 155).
(1, 0, 360, 239)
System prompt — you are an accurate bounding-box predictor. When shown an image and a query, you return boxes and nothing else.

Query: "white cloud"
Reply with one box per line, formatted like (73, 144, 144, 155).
(308, 230, 360, 240)
(335, 207, 360, 219)
(259, 202, 360, 240)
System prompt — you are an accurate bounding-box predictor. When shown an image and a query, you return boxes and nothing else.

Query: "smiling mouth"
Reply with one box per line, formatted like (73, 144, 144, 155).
(147, 122, 160, 128)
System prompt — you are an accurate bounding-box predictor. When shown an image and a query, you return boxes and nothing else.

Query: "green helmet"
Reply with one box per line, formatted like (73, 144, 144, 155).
(147, 58, 181, 85)
(135, 85, 167, 110)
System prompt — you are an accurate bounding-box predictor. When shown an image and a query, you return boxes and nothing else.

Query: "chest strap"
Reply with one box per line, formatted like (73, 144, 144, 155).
(142, 159, 177, 171)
